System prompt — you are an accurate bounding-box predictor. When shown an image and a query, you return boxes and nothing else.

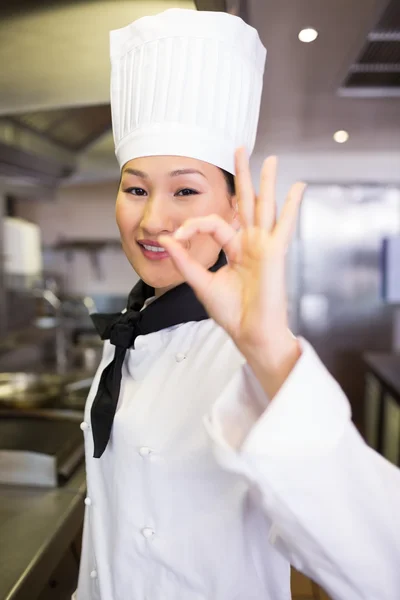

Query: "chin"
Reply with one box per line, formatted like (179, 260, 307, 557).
(131, 255, 184, 289)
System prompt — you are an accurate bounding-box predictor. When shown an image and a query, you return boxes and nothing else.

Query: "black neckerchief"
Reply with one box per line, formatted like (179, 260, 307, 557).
(90, 251, 227, 458)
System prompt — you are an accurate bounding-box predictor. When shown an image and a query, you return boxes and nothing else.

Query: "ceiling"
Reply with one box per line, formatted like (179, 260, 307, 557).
(0, 0, 195, 115)
(250, 0, 400, 154)
(0, 0, 399, 186)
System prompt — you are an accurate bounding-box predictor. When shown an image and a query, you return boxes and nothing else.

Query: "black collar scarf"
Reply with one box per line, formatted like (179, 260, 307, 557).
(90, 251, 227, 458)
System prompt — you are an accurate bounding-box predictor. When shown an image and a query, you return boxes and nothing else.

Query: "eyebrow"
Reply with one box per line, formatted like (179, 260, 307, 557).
(122, 167, 206, 179)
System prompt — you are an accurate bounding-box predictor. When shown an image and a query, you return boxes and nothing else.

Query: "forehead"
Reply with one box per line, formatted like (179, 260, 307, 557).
(121, 155, 218, 177)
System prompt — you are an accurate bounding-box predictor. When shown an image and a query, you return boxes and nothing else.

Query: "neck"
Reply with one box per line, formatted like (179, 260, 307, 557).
(154, 283, 180, 298)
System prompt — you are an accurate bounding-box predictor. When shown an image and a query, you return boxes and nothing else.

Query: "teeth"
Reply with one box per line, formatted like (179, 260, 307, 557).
(142, 244, 166, 253)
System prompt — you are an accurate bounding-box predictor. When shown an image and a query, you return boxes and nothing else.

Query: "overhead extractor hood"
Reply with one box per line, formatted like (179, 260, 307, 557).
(0, 104, 111, 194)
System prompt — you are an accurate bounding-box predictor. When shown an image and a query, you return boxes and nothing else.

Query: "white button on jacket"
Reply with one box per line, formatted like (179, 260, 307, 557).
(74, 319, 400, 600)
(138, 446, 152, 457)
(141, 527, 155, 539)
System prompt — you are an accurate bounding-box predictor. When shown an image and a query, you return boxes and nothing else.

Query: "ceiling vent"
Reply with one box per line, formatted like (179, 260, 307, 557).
(339, 0, 400, 97)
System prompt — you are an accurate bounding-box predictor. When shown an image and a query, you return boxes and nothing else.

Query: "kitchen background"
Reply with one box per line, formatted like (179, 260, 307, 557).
(0, 0, 400, 599)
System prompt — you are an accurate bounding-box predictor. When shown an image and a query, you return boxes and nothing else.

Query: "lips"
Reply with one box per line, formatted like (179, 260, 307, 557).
(137, 239, 169, 261)
(140, 243, 166, 253)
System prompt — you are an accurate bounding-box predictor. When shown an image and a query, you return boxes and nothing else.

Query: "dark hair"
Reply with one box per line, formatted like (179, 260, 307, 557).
(220, 168, 235, 196)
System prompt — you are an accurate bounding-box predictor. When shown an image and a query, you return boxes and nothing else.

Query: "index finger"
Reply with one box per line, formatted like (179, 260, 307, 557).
(256, 156, 277, 232)
(234, 147, 255, 227)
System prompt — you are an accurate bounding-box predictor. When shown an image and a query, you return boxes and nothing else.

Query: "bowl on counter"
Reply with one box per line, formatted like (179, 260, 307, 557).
(0, 371, 95, 411)
(0, 373, 64, 409)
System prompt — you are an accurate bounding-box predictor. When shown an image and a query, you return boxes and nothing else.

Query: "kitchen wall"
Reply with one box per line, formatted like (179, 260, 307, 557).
(15, 180, 137, 297)
(251, 150, 400, 200)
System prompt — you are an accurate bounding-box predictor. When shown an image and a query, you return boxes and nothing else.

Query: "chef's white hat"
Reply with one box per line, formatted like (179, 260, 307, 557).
(110, 8, 266, 174)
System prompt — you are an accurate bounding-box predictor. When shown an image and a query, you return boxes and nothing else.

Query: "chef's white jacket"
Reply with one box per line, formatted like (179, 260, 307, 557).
(74, 319, 400, 600)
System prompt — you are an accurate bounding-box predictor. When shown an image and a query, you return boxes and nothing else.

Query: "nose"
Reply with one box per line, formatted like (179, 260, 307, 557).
(140, 194, 174, 236)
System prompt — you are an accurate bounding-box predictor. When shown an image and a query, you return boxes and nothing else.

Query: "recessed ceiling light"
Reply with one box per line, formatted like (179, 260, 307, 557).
(333, 130, 349, 143)
(298, 28, 318, 43)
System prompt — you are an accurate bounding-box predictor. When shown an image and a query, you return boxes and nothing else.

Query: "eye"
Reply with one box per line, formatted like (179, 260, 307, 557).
(124, 187, 147, 196)
(176, 188, 199, 197)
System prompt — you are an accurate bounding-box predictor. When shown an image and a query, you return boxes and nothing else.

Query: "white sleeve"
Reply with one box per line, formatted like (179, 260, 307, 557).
(205, 338, 400, 600)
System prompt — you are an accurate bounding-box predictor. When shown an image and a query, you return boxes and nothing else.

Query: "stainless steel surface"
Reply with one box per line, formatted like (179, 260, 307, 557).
(62, 377, 92, 411)
(0, 372, 62, 408)
(61, 386, 90, 411)
(0, 366, 93, 409)
(33, 288, 68, 373)
(71, 344, 102, 372)
(0, 191, 6, 339)
(0, 462, 86, 600)
(3, 288, 37, 333)
(0, 449, 57, 487)
(0, 329, 73, 373)
(0, 412, 84, 487)
(0, 407, 85, 421)
(58, 444, 85, 482)
(0, 117, 76, 187)
(29, 289, 98, 374)
(64, 377, 93, 393)
(296, 184, 400, 424)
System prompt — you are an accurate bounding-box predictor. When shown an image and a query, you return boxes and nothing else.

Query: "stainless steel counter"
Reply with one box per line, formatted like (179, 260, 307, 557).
(0, 464, 86, 600)
(363, 352, 400, 467)
(363, 353, 400, 402)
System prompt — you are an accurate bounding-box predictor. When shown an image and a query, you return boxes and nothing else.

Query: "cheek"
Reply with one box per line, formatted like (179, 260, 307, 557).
(201, 191, 233, 219)
(115, 197, 141, 234)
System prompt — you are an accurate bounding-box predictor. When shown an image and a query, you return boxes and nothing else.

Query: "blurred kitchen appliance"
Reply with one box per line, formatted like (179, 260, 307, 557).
(0, 412, 84, 488)
(0, 372, 62, 408)
(382, 236, 400, 304)
(3, 216, 42, 289)
(1, 216, 44, 334)
(296, 185, 400, 425)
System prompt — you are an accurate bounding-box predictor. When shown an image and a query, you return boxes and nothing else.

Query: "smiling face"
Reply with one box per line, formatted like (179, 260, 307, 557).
(115, 155, 237, 295)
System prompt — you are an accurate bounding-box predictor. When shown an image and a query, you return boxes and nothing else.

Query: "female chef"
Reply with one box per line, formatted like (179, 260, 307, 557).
(74, 8, 400, 600)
